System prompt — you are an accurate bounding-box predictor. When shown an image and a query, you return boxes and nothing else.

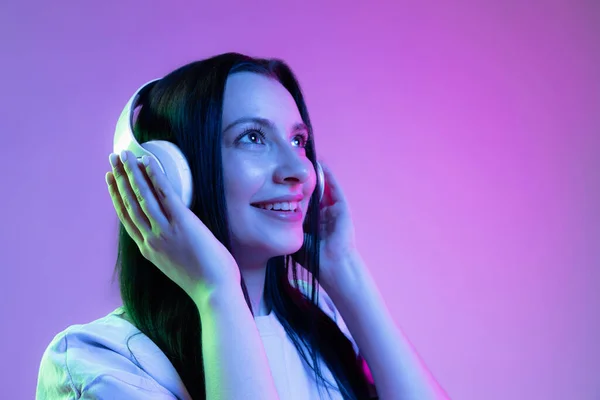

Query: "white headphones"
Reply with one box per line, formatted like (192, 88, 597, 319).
(114, 79, 325, 209)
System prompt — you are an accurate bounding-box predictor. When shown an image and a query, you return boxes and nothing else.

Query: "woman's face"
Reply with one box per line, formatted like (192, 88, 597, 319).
(221, 72, 317, 264)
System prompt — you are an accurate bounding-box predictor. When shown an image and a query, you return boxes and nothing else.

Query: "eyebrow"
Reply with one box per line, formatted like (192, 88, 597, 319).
(222, 117, 309, 134)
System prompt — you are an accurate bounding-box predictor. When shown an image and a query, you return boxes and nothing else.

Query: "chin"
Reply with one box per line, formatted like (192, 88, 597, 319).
(266, 234, 304, 257)
(232, 230, 305, 262)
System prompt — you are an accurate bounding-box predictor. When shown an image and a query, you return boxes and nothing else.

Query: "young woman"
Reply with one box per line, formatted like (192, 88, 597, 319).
(36, 53, 448, 399)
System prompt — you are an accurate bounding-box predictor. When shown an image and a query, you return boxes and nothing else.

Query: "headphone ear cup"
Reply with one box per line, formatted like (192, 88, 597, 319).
(140, 140, 194, 208)
(316, 161, 325, 203)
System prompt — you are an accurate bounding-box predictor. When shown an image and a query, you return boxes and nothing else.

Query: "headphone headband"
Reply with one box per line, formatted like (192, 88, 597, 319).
(113, 79, 161, 158)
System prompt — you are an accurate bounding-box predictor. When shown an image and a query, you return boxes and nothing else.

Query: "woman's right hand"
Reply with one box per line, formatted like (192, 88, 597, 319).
(105, 150, 241, 301)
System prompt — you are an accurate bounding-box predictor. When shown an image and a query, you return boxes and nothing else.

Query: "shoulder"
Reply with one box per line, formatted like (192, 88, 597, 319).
(293, 279, 337, 318)
(293, 279, 360, 355)
(36, 307, 185, 399)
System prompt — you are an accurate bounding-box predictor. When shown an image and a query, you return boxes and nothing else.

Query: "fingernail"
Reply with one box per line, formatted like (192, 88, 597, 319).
(120, 151, 128, 163)
(142, 155, 149, 166)
(109, 153, 118, 167)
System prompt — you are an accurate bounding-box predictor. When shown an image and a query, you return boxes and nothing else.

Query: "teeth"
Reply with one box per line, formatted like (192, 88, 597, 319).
(257, 201, 299, 211)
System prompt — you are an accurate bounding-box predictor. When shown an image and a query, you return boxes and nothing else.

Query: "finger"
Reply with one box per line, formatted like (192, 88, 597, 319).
(318, 162, 348, 205)
(111, 152, 152, 235)
(142, 153, 186, 222)
(105, 171, 143, 244)
(319, 205, 329, 220)
(319, 207, 330, 234)
(121, 151, 170, 232)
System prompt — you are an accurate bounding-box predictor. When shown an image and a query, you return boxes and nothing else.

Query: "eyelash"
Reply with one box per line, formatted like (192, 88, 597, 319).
(238, 126, 267, 144)
(237, 126, 309, 148)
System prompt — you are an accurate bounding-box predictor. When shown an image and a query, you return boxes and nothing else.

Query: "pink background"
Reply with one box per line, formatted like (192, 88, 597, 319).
(2, 1, 599, 399)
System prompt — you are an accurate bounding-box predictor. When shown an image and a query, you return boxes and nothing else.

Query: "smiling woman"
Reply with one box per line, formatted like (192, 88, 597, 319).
(220, 72, 316, 270)
(35, 53, 380, 400)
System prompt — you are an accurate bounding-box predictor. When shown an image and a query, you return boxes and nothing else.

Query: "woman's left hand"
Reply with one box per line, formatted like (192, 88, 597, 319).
(317, 162, 362, 293)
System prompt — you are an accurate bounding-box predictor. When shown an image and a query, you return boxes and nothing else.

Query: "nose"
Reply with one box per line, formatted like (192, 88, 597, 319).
(273, 149, 311, 186)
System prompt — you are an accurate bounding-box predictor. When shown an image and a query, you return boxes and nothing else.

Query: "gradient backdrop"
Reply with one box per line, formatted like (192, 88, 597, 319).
(1, 1, 599, 399)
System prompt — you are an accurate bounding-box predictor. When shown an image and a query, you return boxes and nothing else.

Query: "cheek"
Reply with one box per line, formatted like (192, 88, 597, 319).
(223, 160, 264, 208)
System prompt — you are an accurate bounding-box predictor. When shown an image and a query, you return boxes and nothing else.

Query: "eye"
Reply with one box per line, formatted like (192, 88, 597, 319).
(292, 133, 309, 148)
(238, 128, 266, 145)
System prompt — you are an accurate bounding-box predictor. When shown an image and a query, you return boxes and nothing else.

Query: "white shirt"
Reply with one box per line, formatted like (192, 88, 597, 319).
(36, 281, 360, 399)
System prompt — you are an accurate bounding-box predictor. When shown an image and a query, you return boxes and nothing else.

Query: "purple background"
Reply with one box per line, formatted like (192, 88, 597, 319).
(2, 1, 599, 399)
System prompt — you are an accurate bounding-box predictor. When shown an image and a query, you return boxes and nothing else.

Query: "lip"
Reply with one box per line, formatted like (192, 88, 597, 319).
(251, 205, 303, 222)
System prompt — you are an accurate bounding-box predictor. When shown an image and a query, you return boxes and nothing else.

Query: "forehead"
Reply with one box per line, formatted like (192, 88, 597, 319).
(222, 72, 301, 124)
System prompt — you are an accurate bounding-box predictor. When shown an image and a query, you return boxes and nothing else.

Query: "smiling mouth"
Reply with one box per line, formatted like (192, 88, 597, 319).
(250, 201, 300, 212)
(250, 203, 303, 222)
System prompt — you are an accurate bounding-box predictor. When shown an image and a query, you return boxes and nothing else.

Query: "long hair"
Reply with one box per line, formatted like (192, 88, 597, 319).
(112, 52, 376, 399)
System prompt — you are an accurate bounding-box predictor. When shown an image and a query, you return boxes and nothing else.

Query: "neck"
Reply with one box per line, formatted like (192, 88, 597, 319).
(237, 260, 270, 317)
